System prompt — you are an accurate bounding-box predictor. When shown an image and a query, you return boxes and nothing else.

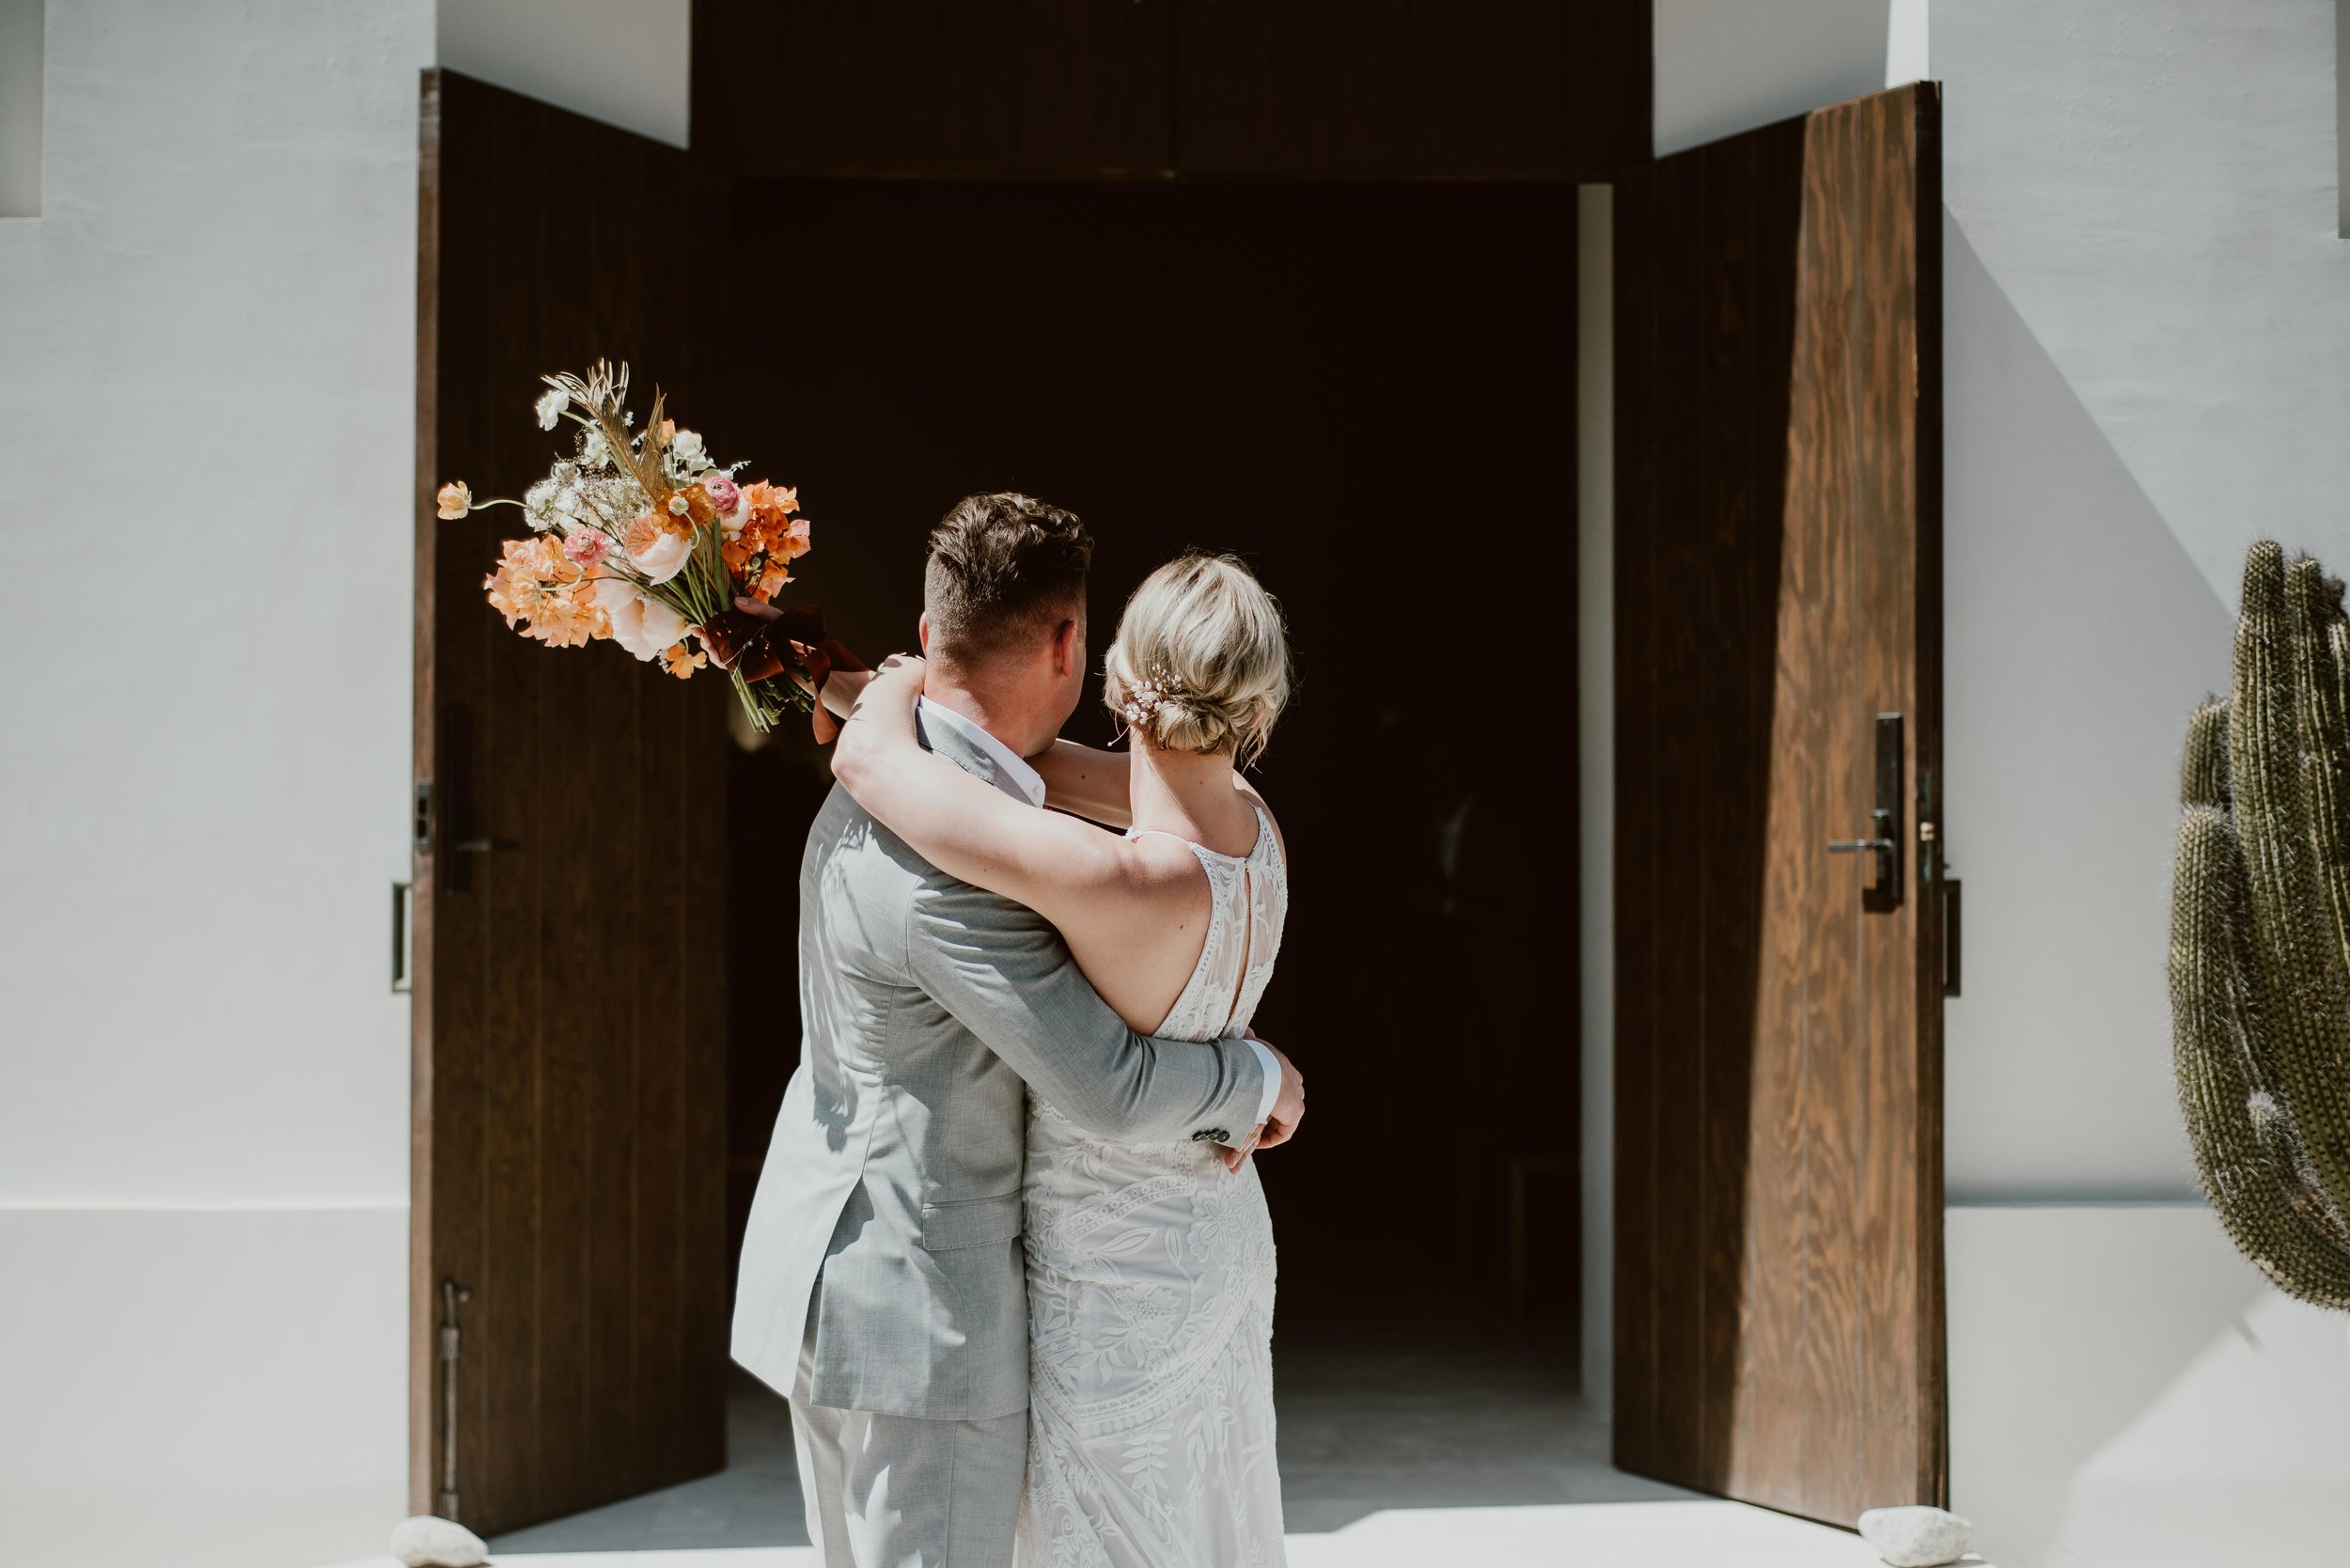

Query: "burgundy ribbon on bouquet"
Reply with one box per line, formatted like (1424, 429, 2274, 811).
(697, 603, 869, 744)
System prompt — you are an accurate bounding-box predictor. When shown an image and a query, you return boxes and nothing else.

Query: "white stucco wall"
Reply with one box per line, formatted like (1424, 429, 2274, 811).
(436, 0, 691, 148)
(1940, 0, 2350, 1205)
(0, 5, 697, 1560)
(0, 3, 431, 1563)
(1935, 2, 2350, 1562)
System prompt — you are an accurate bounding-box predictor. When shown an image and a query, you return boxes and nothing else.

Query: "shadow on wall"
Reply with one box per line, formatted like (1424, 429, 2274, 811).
(1939, 210, 2231, 1203)
(1949, 1207, 2350, 1568)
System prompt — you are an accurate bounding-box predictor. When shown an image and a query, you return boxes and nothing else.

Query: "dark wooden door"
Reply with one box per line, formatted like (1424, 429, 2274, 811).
(412, 70, 728, 1537)
(1612, 83, 1946, 1525)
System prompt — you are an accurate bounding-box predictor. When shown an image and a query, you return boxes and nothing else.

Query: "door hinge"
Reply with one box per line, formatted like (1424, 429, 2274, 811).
(438, 1278, 471, 1520)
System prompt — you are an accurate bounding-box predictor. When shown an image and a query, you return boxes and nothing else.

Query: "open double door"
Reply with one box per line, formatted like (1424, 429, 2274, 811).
(410, 68, 1944, 1536)
(409, 71, 728, 1534)
(1613, 83, 1948, 1524)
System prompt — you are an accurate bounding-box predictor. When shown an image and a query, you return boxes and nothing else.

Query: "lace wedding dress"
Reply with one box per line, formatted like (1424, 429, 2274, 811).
(1016, 803, 1290, 1568)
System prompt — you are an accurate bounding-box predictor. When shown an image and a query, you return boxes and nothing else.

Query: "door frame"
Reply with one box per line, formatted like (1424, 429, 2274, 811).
(407, 67, 1946, 1527)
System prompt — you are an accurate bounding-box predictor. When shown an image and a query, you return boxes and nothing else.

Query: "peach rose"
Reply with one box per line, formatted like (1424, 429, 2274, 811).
(590, 579, 688, 661)
(622, 510, 694, 584)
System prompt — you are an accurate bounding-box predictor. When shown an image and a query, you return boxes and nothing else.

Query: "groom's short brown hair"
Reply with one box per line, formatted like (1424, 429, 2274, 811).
(924, 492, 1093, 662)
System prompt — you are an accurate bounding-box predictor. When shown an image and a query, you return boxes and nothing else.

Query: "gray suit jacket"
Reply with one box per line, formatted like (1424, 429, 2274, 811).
(729, 712, 1270, 1420)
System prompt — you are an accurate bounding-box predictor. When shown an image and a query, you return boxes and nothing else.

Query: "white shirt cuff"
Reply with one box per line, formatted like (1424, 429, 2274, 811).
(1242, 1038, 1282, 1127)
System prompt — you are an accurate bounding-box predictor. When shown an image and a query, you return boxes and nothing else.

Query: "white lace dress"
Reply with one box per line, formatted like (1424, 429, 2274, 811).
(1016, 804, 1290, 1568)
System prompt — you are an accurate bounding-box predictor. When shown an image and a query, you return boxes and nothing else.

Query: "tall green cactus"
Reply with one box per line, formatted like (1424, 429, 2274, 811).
(2171, 541, 2350, 1307)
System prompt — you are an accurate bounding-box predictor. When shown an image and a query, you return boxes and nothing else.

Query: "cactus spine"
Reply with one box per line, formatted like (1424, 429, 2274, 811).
(2170, 541, 2350, 1307)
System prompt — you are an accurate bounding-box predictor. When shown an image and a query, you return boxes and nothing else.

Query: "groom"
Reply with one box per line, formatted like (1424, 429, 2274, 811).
(725, 493, 1306, 1568)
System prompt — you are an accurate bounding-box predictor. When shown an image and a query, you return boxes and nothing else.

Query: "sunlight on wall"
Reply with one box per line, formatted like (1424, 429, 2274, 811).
(437, 0, 690, 147)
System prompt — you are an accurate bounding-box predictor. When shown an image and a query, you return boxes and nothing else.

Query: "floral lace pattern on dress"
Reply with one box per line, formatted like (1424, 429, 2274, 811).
(1016, 804, 1289, 1568)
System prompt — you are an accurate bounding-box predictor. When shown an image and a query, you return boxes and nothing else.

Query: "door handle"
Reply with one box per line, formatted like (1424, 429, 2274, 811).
(434, 704, 521, 893)
(1825, 713, 1904, 911)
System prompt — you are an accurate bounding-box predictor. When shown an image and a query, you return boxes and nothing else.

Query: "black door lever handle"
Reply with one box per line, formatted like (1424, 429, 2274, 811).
(1827, 715, 1904, 911)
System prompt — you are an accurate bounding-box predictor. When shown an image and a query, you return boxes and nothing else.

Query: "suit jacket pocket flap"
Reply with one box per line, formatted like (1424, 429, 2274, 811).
(919, 1192, 1022, 1251)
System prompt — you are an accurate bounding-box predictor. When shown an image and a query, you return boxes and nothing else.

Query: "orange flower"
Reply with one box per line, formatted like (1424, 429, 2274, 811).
(436, 480, 473, 520)
(757, 560, 793, 599)
(622, 510, 666, 557)
(662, 640, 705, 680)
(484, 537, 605, 647)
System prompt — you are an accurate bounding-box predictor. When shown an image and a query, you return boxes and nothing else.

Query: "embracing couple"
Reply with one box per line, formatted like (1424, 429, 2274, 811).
(724, 492, 1306, 1568)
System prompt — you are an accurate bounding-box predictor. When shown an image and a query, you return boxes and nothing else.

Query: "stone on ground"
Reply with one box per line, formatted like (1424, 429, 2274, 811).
(389, 1514, 489, 1568)
(1856, 1505, 1973, 1567)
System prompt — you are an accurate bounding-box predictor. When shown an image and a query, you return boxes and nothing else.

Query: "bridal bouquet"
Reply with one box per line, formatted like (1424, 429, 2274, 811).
(436, 361, 820, 732)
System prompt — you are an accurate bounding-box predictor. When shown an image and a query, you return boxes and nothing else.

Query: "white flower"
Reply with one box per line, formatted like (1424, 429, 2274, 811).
(625, 520, 695, 585)
(591, 579, 688, 661)
(534, 387, 568, 431)
(670, 429, 707, 470)
(523, 478, 562, 532)
(583, 429, 610, 467)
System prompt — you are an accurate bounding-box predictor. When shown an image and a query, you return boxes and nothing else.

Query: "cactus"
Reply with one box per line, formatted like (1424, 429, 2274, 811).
(2170, 541, 2350, 1307)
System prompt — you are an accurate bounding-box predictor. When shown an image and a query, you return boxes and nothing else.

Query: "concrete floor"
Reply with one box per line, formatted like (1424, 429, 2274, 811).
(390, 1294, 1921, 1566)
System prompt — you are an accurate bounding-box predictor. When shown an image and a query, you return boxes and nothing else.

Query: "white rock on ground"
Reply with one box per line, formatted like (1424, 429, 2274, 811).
(388, 1514, 490, 1568)
(1856, 1505, 1973, 1567)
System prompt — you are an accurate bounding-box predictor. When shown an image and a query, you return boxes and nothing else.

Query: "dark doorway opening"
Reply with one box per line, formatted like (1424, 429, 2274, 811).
(717, 178, 1582, 1322)
(470, 173, 1589, 1554)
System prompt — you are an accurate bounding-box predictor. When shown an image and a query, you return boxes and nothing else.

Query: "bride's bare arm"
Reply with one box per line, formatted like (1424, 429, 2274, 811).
(1032, 741, 1134, 827)
(830, 661, 1167, 932)
(812, 666, 871, 719)
(1029, 742, 1277, 835)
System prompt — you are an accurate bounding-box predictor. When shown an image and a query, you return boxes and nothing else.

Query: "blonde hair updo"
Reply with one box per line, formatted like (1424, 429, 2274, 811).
(1102, 553, 1292, 767)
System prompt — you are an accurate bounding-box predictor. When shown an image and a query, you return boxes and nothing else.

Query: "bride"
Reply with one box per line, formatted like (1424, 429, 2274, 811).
(827, 552, 1295, 1568)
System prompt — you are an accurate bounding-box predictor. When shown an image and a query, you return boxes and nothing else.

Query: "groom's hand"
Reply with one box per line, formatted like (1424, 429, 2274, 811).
(1259, 1043, 1305, 1150)
(1222, 1042, 1304, 1170)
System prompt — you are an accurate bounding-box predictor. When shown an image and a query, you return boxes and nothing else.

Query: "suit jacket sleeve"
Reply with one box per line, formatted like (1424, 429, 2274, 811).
(903, 874, 1269, 1142)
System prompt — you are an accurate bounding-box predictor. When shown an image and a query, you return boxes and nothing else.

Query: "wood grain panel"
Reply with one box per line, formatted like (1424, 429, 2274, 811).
(693, 0, 1647, 180)
(1173, 0, 1649, 180)
(693, 0, 1167, 176)
(414, 70, 728, 1536)
(1613, 83, 1944, 1525)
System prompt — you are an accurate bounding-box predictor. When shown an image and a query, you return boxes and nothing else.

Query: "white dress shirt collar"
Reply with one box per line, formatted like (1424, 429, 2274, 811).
(917, 696, 1047, 808)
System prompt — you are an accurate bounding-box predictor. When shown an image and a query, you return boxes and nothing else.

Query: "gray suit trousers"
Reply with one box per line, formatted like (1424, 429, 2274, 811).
(791, 1321, 1024, 1568)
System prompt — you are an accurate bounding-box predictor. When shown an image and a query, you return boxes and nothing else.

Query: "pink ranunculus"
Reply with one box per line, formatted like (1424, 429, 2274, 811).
(624, 518, 695, 585)
(703, 472, 748, 537)
(560, 525, 612, 569)
(590, 579, 688, 662)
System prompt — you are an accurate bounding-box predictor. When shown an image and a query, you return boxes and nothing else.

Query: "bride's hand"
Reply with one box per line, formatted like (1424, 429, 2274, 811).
(863, 652, 926, 703)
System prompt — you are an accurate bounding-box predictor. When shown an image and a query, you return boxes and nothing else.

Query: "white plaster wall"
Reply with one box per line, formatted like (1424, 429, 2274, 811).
(437, 0, 690, 148)
(1931, 3, 2350, 1561)
(1939, 0, 2349, 1203)
(1654, 0, 1926, 156)
(1949, 1206, 2350, 1567)
(0, 3, 431, 1563)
